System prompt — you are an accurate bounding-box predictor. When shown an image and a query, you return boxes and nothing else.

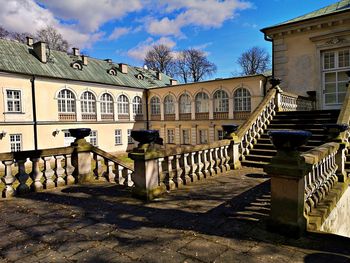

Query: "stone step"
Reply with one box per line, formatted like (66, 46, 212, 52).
(241, 160, 269, 168)
(275, 110, 339, 116)
(244, 154, 273, 162)
(270, 118, 338, 124)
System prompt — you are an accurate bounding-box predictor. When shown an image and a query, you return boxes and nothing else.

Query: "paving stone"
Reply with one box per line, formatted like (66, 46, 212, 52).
(177, 238, 228, 263)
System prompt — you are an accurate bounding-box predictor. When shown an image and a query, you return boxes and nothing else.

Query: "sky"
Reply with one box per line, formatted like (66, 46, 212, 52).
(0, 0, 339, 80)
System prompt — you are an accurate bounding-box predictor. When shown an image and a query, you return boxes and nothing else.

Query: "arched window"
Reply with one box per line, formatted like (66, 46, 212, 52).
(195, 92, 209, 113)
(164, 95, 175, 114)
(117, 95, 129, 114)
(100, 93, 114, 114)
(179, 93, 191, 113)
(150, 96, 160, 115)
(213, 90, 229, 112)
(81, 91, 96, 114)
(133, 96, 143, 115)
(234, 88, 251, 111)
(58, 89, 75, 113)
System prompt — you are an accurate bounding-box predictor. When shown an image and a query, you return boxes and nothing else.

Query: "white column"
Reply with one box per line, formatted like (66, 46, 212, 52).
(191, 100, 196, 120)
(175, 102, 179, 121)
(229, 96, 234, 119)
(209, 99, 214, 120)
(114, 102, 118, 121)
(76, 100, 82, 121)
(96, 100, 101, 121)
(129, 102, 134, 121)
(160, 101, 164, 121)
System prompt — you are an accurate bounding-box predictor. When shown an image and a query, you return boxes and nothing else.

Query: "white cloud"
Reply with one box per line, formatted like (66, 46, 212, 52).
(108, 27, 131, 40)
(147, 0, 252, 37)
(127, 37, 176, 61)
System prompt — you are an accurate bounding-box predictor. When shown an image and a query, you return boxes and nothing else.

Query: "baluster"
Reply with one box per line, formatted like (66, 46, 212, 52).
(214, 148, 221, 174)
(116, 165, 125, 185)
(15, 159, 30, 194)
(174, 154, 183, 187)
(219, 147, 226, 173)
(209, 149, 216, 176)
(93, 154, 106, 182)
(158, 158, 166, 189)
(65, 154, 75, 185)
(196, 151, 204, 180)
(182, 153, 191, 184)
(224, 145, 231, 171)
(190, 152, 198, 182)
(104, 160, 116, 183)
(202, 150, 210, 177)
(2, 160, 15, 197)
(55, 155, 66, 187)
(166, 156, 176, 190)
(30, 157, 43, 192)
(126, 169, 134, 187)
(43, 156, 55, 189)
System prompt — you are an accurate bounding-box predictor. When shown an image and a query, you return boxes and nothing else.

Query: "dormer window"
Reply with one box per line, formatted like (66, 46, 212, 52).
(136, 73, 144, 80)
(71, 61, 83, 70)
(108, 68, 117, 76)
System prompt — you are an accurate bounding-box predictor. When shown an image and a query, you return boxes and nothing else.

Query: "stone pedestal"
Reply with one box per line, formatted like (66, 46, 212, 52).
(229, 135, 241, 169)
(264, 150, 310, 237)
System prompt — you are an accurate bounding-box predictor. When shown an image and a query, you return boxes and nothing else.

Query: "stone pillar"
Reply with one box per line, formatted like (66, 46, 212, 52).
(264, 150, 309, 237)
(191, 124, 197, 145)
(114, 102, 119, 121)
(160, 100, 164, 121)
(228, 96, 234, 119)
(76, 100, 82, 121)
(129, 102, 134, 121)
(209, 99, 214, 120)
(335, 143, 347, 182)
(191, 100, 196, 120)
(96, 100, 101, 121)
(70, 128, 94, 183)
(175, 102, 179, 121)
(209, 123, 215, 143)
(228, 136, 241, 169)
(129, 149, 166, 200)
(175, 124, 181, 145)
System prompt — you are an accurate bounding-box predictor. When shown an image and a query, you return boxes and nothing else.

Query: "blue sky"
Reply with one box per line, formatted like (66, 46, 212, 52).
(0, 0, 338, 79)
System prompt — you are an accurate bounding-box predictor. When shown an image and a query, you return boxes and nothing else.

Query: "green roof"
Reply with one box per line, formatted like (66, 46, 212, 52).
(0, 38, 173, 89)
(262, 0, 350, 31)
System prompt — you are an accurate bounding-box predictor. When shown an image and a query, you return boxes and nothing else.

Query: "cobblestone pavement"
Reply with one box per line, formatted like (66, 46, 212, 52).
(0, 167, 349, 263)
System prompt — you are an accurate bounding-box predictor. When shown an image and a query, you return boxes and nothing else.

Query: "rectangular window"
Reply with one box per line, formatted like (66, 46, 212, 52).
(115, 129, 122, 145)
(6, 90, 21, 112)
(10, 134, 22, 152)
(63, 131, 75, 146)
(167, 129, 175, 144)
(199, 129, 208, 144)
(89, 130, 98, 146)
(182, 129, 190, 145)
(217, 130, 224, 140)
(127, 129, 133, 144)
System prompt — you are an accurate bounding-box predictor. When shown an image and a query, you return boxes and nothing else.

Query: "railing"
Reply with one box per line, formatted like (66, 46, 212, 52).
(233, 111, 250, 120)
(302, 143, 339, 216)
(296, 96, 314, 111)
(59, 113, 76, 121)
(118, 114, 130, 120)
(195, 112, 209, 120)
(236, 88, 277, 159)
(279, 91, 298, 111)
(91, 146, 134, 187)
(164, 114, 175, 121)
(337, 81, 350, 149)
(134, 114, 144, 121)
(0, 140, 134, 199)
(179, 113, 191, 120)
(82, 113, 97, 121)
(101, 114, 114, 121)
(151, 114, 161, 121)
(213, 112, 228, 119)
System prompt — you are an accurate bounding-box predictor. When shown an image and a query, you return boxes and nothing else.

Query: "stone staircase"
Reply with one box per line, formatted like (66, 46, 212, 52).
(241, 110, 340, 168)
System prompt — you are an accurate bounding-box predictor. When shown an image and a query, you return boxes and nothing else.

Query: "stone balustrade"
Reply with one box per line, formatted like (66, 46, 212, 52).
(0, 128, 134, 199)
(129, 138, 239, 200)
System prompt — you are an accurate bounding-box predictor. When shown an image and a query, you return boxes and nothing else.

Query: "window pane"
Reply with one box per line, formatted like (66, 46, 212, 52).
(325, 83, 336, 93)
(325, 93, 336, 104)
(325, 72, 336, 82)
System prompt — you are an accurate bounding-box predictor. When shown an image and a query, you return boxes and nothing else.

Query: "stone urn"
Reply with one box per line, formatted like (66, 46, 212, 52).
(69, 128, 91, 140)
(222, 124, 239, 139)
(269, 78, 281, 88)
(323, 123, 349, 142)
(131, 130, 163, 149)
(268, 129, 312, 151)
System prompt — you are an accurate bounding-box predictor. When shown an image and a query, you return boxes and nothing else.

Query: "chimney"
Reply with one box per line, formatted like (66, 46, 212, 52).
(72, 47, 80, 56)
(104, 59, 112, 63)
(119, 63, 128, 74)
(82, 55, 88, 66)
(26, 37, 33, 46)
(33, 41, 47, 63)
(170, 79, 177, 85)
(156, 71, 162, 80)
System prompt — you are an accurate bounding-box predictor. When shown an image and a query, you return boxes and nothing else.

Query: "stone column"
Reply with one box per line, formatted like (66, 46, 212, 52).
(129, 102, 134, 121)
(335, 143, 347, 182)
(191, 100, 196, 120)
(228, 96, 234, 119)
(70, 128, 94, 183)
(129, 148, 166, 200)
(264, 150, 309, 237)
(228, 136, 241, 169)
(114, 102, 119, 121)
(175, 102, 179, 121)
(209, 123, 215, 143)
(209, 99, 213, 120)
(160, 100, 164, 121)
(96, 100, 101, 121)
(175, 124, 181, 145)
(191, 124, 197, 145)
(76, 100, 82, 121)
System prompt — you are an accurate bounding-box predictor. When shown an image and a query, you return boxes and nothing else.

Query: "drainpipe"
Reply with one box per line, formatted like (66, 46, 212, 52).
(145, 89, 150, 130)
(264, 34, 274, 79)
(30, 76, 38, 150)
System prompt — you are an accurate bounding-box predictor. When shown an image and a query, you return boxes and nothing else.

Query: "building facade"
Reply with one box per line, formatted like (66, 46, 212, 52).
(261, 0, 350, 110)
(0, 37, 268, 153)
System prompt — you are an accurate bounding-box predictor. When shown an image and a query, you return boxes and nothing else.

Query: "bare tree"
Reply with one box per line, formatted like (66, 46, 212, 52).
(36, 25, 69, 52)
(237, 46, 270, 76)
(0, 26, 9, 38)
(144, 44, 174, 76)
(175, 49, 216, 83)
(10, 32, 33, 43)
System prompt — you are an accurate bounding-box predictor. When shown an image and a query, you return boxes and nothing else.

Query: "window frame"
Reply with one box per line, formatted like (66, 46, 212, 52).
(115, 129, 122, 145)
(164, 95, 175, 115)
(213, 90, 229, 113)
(100, 93, 114, 114)
(6, 89, 22, 113)
(80, 91, 96, 114)
(89, 130, 98, 146)
(182, 129, 190, 145)
(132, 96, 143, 115)
(179, 93, 191, 114)
(117, 95, 130, 115)
(167, 128, 175, 144)
(150, 96, 161, 115)
(234, 88, 251, 112)
(198, 129, 208, 144)
(10, 133, 22, 152)
(195, 92, 209, 113)
(127, 129, 133, 144)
